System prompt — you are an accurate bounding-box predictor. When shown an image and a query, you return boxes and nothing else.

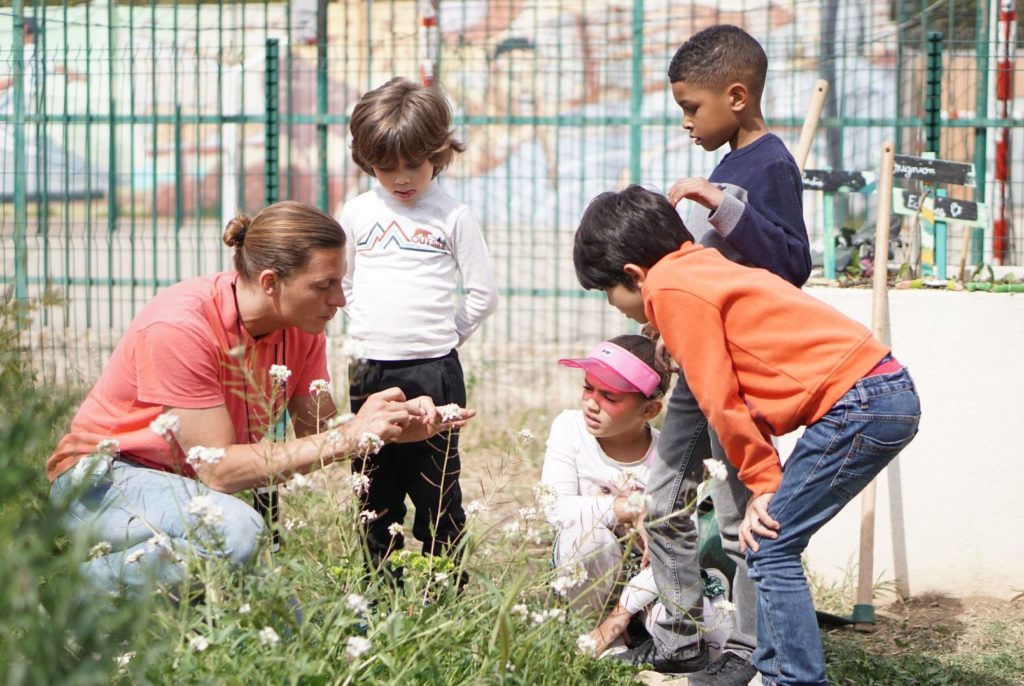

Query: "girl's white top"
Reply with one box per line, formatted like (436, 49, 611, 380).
(340, 184, 498, 360)
(540, 409, 659, 613)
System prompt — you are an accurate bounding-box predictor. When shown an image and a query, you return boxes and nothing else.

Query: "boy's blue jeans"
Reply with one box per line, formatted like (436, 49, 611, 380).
(748, 366, 920, 686)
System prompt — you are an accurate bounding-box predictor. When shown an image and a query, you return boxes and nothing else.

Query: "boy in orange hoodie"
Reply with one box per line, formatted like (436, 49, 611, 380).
(573, 186, 921, 686)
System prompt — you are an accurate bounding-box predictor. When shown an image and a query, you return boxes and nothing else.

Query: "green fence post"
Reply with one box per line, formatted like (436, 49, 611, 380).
(12, 0, 29, 303)
(823, 192, 837, 279)
(972, 0, 990, 265)
(265, 38, 280, 206)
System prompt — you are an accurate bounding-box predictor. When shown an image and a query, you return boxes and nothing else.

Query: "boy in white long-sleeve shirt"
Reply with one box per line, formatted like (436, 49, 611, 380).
(340, 77, 498, 570)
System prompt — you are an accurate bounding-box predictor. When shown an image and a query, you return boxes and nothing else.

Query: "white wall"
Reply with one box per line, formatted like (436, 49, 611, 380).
(782, 287, 1024, 600)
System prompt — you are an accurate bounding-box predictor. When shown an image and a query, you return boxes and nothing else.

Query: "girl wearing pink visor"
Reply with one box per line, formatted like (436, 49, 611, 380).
(539, 335, 671, 655)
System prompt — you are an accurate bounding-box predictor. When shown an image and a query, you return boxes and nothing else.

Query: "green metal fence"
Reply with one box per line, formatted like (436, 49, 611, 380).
(2, 0, 1023, 411)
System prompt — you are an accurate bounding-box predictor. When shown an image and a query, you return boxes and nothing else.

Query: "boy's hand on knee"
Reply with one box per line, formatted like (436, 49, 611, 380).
(739, 492, 779, 553)
(667, 177, 725, 211)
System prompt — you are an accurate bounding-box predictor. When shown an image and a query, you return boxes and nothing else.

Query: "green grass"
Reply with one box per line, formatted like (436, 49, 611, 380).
(3, 294, 1023, 685)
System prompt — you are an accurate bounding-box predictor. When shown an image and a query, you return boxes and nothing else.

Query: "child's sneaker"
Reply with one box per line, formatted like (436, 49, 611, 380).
(607, 638, 709, 674)
(688, 652, 758, 685)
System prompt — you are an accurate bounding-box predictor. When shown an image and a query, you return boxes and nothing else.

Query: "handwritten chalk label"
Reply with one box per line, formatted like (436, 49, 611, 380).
(891, 155, 975, 186)
(802, 169, 871, 192)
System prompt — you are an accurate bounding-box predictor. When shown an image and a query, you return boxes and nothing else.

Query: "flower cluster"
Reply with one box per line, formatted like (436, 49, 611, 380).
(357, 432, 384, 455)
(513, 428, 535, 445)
(258, 626, 280, 647)
(349, 472, 371, 496)
(703, 458, 728, 481)
(359, 509, 378, 523)
(189, 635, 210, 652)
(88, 541, 112, 560)
(437, 403, 463, 423)
(346, 593, 370, 615)
(530, 608, 563, 625)
(387, 522, 404, 537)
(186, 446, 226, 470)
(465, 500, 487, 516)
(94, 438, 120, 457)
(622, 492, 651, 517)
(576, 633, 599, 656)
(187, 495, 224, 528)
(308, 378, 330, 396)
(149, 413, 180, 440)
(269, 364, 292, 386)
(551, 560, 588, 598)
(345, 636, 371, 660)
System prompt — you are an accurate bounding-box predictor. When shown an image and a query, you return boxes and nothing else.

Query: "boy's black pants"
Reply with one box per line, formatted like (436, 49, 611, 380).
(349, 349, 467, 563)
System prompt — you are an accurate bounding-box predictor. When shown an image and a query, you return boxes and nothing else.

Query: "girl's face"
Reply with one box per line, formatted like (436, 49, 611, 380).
(580, 372, 656, 438)
(372, 157, 435, 205)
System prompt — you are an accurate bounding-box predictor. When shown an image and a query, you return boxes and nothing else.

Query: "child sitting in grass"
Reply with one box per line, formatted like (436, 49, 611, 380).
(538, 336, 670, 649)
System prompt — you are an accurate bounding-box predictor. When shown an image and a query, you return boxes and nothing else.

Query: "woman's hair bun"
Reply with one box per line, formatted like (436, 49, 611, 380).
(223, 213, 252, 248)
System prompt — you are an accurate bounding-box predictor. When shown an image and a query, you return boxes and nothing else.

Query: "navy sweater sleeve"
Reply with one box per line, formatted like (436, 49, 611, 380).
(706, 135, 812, 287)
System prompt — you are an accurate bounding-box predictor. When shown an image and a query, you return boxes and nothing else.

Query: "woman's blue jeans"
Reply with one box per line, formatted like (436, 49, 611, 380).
(748, 367, 921, 686)
(50, 458, 264, 597)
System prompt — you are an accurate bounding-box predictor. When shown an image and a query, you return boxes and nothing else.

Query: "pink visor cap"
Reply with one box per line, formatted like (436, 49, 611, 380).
(558, 341, 662, 397)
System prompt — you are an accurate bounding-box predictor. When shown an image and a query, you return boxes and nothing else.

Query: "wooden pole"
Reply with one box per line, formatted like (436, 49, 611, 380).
(793, 79, 830, 172)
(855, 141, 896, 631)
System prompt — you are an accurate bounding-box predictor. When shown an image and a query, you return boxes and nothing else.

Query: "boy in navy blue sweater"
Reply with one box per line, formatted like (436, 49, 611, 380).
(618, 26, 811, 684)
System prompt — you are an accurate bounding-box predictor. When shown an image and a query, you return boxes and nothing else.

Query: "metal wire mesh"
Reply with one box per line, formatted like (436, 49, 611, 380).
(2, 0, 1022, 414)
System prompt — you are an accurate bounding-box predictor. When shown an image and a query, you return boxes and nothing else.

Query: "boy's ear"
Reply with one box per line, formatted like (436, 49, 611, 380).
(727, 82, 750, 112)
(623, 263, 648, 289)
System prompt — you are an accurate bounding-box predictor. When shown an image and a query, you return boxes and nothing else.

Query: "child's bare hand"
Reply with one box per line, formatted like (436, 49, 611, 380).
(653, 337, 678, 374)
(668, 177, 725, 211)
(739, 492, 780, 553)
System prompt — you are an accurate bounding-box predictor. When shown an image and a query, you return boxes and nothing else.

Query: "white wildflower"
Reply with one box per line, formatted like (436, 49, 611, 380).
(387, 522, 404, 537)
(124, 549, 145, 564)
(324, 429, 343, 447)
(346, 593, 370, 615)
(479, 546, 494, 559)
(713, 598, 737, 615)
(94, 439, 120, 457)
(438, 403, 463, 422)
(189, 635, 210, 652)
(501, 521, 520, 538)
(114, 652, 135, 669)
(340, 339, 369, 361)
(517, 506, 538, 522)
(186, 446, 226, 469)
(510, 603, 529, 619)
(703, 458, 728, 481)
(357, 432, 383, 455)
(187, 495, 225, 528)
(283, 518, 306, 531)
(258, 626, 280, 647)
(149, 413, 180, 440)
(359, 509, 378, 524)
(530, 608, 562, 625)
(269, 364, 292, 386)
(287, 472, 313, 491)
(515, 428, 535, 443)
(576, 633, 599, 656)
(433, 572, 449, 586)
(88, 541, 112, 560)
(622, 492, 651, 517)
(465, 500, 487, 516)
(146, 534, 173, 556)
(614, 468, 642, 490)
(349, 472, 371, 496)
(533, 483, 558, 511)
(345, 635, 371, 660)
(327, 413, 355, 429)
(551, 560, 588, 597)
(238, 603, 251, 614)
(308, 379, 330, 396)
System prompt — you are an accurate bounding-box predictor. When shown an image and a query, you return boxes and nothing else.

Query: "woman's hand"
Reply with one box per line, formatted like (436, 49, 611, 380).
(739, 492, 780, 553)
(394, 395, 476, 443)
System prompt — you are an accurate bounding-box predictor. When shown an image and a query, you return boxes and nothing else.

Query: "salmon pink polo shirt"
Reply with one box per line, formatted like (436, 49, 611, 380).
(48, 272, 329, 482)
